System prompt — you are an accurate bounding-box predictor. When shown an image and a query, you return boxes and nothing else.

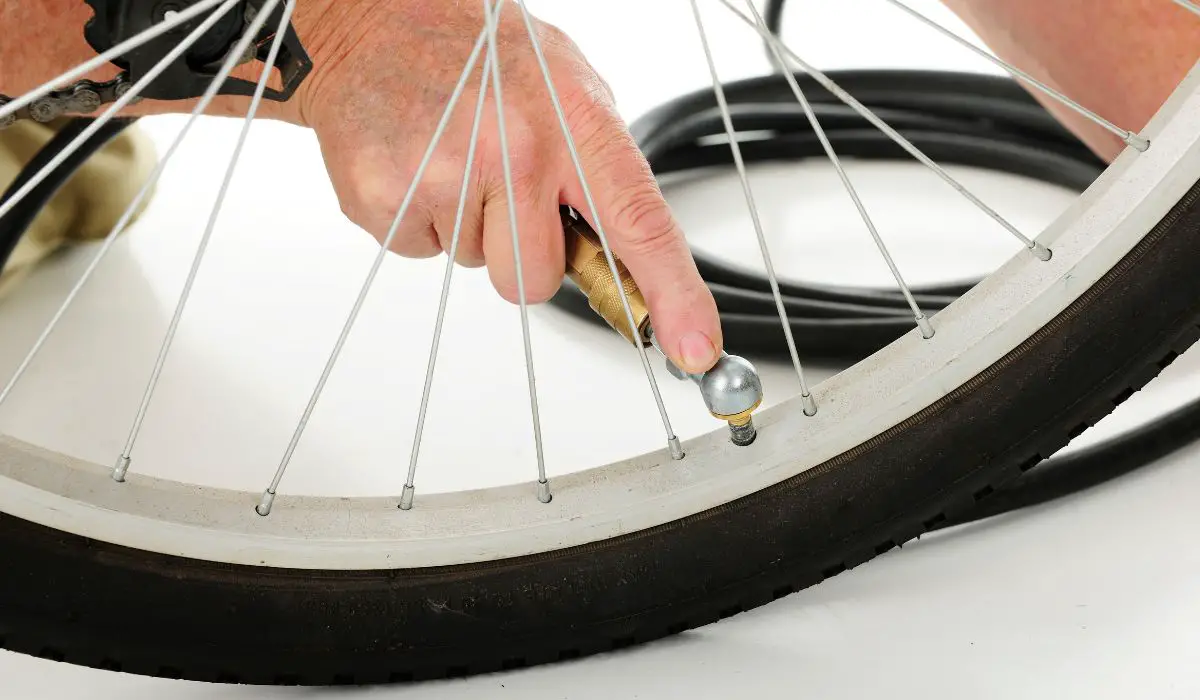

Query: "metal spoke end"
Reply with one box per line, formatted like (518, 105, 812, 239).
(537, 480, 553, 504)
(1029, 242, 1053, 262)
(111, 455, 131, 483)
(668, 436, 686, 460)
(800, 392, 818, 417)
(1125, 133, 1151, 153)
(255, 490, 276, 517)
(916, 315, 935, 340)
(398, 484, 416, 511)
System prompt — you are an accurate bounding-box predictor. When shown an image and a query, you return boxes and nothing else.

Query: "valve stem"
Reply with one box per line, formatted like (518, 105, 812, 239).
(727, 414, 757, 447)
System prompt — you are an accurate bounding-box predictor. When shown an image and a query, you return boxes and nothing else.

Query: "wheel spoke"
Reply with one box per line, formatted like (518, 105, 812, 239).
(256, 2, 507, 517)
(882, 0, 1149, 151)
(0, 0, 230, 124)
(513, 0, 685, 459)
(0, 0, 243, 224)
(484, 0, 553, 502)
(1175, 0, 1200, 17)
(744, 0, 933, 339)
(400, 55, 493, 512)
(0, 3, 299, 414)
(717, 0, 1052, 261)
(688, 0, 817, 414)
(112, 0, 293, 482)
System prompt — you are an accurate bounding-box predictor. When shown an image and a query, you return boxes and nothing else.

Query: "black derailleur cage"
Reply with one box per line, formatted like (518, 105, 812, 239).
(82, 0, 312, 103)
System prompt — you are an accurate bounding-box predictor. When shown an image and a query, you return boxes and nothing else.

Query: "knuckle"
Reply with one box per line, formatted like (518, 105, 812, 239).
(537, 21, 573, 49)
(564, 96, 614, 151)
(613, 186, 678, 257)
(338, 197, 359, 223)
(388, 223, 442, 259)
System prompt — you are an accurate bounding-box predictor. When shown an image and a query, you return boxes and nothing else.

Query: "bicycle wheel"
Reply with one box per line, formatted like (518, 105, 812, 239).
(1, 0, 1199, 685)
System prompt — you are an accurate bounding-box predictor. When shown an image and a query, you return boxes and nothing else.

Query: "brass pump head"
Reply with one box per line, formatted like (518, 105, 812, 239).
(561, 207, 651, 347)
(561, 207, 764, 445)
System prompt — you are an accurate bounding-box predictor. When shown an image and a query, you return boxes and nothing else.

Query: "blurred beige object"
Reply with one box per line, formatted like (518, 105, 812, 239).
(0, 118, 157, 300)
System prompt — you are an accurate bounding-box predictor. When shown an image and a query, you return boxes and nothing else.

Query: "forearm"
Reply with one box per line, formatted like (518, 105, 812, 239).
(0, 0, 351, 126)
(941, 0, 1200, 161)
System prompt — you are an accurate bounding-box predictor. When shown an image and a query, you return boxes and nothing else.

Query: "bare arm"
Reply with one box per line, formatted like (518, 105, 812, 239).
(941, 0, 1200, 161)
(2, 1, 275, 121)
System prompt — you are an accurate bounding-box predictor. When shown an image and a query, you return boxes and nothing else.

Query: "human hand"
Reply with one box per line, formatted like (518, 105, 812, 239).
(289, 0, 723, 373)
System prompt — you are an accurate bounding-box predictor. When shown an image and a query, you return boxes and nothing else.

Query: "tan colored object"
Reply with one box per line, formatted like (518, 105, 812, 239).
(561, 209, 651, 347)
(715, 401, 761, 425)
(0, 118, 158, 300)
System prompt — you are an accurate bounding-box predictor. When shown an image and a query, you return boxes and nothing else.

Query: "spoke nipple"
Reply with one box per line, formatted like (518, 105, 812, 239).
(916, 315, 935, 340)
(800, 392, 818, 417)
(537, 480, 553, 504)
(1029, 242, 1053, 262)
(111, 455, 131, 483)
(399, 484, 416, 511)
(255, 490, 276, 517)
(668, 435, 686, 460)
(1125, 133, 1151, 152)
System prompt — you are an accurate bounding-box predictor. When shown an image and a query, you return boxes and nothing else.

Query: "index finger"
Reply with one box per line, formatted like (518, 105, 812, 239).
(561, 110, 723, 375)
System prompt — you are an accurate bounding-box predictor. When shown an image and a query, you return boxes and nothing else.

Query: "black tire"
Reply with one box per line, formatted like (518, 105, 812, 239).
(2, 178, 1199, 685)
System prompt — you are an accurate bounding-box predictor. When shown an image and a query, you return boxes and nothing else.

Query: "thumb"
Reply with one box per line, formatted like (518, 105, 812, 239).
(564, 111, 722, 374)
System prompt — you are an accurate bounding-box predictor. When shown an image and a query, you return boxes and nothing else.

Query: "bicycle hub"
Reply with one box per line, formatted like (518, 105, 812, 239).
(561, 207, 764, 445)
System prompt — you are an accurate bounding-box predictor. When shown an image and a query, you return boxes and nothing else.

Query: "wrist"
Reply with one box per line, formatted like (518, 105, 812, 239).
(287, 0, 385, 130)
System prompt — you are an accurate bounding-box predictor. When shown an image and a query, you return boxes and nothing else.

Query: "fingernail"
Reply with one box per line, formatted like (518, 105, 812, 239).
(678, 331, 717, 373)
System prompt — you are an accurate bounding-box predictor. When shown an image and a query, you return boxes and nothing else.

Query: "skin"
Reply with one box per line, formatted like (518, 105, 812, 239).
(2, 0, 1197, 374)
(940, 0, 1200, 161)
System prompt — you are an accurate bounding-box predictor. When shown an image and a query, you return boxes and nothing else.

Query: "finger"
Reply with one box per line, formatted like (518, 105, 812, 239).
(431, 179, 487, 269)
(325, 150, 444, 260)
(565, 109, 722, 374)
(389, 221, 444, 259)
(345, 199, 443, 260)
(372, 204, 444, 261)
(481, 177, 565, 306)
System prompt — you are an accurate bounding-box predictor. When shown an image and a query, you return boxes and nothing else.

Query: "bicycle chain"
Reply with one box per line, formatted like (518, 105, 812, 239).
(0, 73, 139, 130)
(0, 0, 281, 132)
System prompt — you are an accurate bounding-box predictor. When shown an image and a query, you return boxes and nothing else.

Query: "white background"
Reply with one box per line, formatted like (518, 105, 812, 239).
(2, 0, 1200, 697)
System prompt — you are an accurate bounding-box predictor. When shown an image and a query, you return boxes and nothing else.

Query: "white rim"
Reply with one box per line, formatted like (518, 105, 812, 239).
(1, 63, 1198, 570)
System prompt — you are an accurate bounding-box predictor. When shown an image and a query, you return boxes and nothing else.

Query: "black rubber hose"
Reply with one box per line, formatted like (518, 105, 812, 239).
(549, 65, 1199, 528)
(934, 393, 1200, 531)
(556, 69, 1104, 358)
(0, 117, 136, 275)
(763, 0, 787, 59)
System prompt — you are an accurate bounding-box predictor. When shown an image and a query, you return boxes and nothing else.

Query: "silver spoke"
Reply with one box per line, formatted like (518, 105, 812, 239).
(113, 0, 292, 482)
(400, 55, 493, 512)
(883, 0, 1149, 152)
(0, 0, 243, 223)
(745, 0, 933, 339)
(0, 0, 229, 123)
(484, 0, 553, 502)
(256, 2, 507, 517)
(513, 0, 685, 459)
(689, 0, 816, 414)
(1176, 0, 1200, 17)
(0, 5, 301, 413)
(718, 0, 1051, 261)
